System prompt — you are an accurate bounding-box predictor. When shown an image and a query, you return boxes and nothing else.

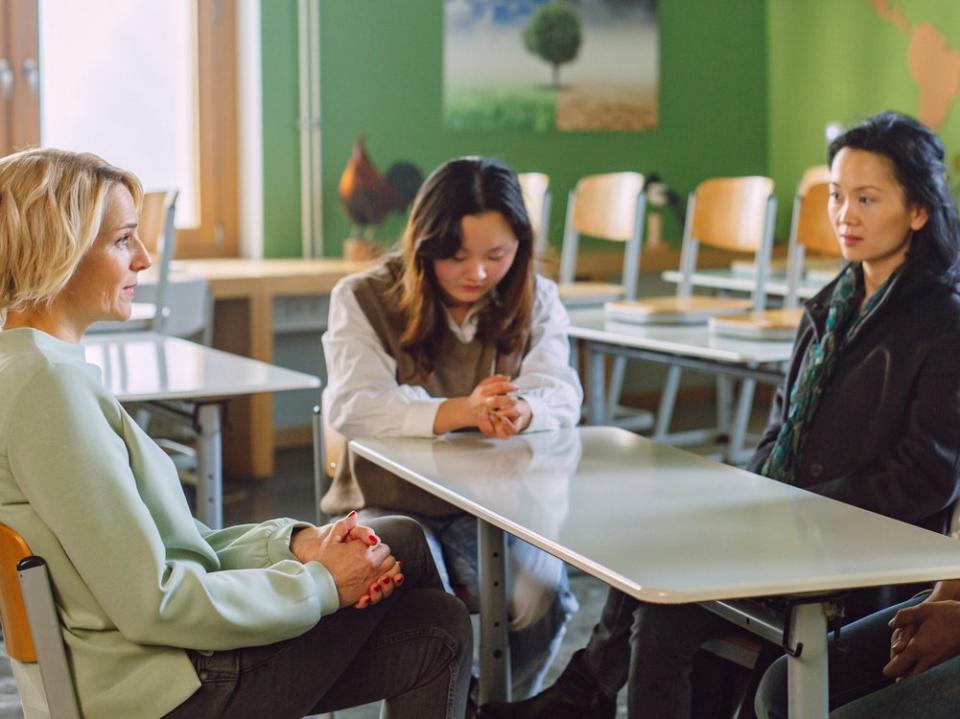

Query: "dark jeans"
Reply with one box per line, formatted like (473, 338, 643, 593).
(755, 592, 955, 719)
(582, 589, 731, 719)
(580, 583, 924, 719)
(164, 516, 473, 719)
(362, 507, 578, 699)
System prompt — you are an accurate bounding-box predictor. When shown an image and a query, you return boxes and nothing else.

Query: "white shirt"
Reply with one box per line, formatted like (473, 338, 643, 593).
(322, 274, 583, 438)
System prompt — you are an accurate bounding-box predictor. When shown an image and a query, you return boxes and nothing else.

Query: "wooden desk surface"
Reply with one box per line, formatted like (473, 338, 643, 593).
(172, 258, 371, 299)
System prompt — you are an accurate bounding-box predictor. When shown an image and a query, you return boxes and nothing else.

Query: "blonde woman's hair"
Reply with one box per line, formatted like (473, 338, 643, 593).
(0, 148, 143, 325)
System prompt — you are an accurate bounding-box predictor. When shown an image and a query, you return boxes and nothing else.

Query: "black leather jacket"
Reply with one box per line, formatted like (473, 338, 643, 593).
(748, 259, 960, 535)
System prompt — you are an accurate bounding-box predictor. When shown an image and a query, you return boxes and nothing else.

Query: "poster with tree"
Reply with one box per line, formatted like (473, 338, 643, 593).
(444, 0, 658, 131)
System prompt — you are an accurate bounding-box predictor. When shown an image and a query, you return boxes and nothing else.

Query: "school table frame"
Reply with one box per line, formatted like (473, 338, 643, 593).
(566, 308, 793, 463)
(349, 427, 960, 719)
(661, 268, 828, 300)
(82, 331, 321, 529)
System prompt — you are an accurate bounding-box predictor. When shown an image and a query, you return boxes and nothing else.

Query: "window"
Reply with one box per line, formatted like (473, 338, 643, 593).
(0, 0, 237, 258)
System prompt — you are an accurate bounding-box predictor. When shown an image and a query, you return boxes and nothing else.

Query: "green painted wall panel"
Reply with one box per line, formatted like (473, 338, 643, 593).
(261, 0, 768, 258)
(261, 1, 302, 258)
(767, 0, 960, 236)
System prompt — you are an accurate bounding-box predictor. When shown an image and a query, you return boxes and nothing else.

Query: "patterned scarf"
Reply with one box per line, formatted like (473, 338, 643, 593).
(761, 264, 896, 484)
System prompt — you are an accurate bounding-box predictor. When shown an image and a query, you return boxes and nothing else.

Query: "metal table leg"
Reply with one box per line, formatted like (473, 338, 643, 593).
(195, 403, 224, 529)
(478, 520, 511, 704)
(726, 377, 756, 464)
(787, 602, 829, 719)
(588, 344, 607, 426)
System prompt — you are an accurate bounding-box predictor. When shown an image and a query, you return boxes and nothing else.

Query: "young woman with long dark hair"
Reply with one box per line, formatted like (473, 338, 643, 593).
(321, 156, 583, 698)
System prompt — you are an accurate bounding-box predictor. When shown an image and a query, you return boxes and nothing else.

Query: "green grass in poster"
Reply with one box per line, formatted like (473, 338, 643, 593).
(444, 86, 556, 131)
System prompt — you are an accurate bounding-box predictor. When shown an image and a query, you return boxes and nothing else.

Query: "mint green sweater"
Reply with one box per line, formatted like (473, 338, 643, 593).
(0, 329, 339, 718)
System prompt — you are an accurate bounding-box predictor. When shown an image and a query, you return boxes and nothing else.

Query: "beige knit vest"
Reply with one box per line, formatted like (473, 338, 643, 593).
(320, 256, 528, 516)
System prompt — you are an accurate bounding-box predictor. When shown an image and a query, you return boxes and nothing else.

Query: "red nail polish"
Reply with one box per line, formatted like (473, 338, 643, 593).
(371, 584, 380, 593)
(368, 534, 378, 544)
(395, 575, 404, 585)
(381, 576, 391, 585)
(347, 510, 357, 518)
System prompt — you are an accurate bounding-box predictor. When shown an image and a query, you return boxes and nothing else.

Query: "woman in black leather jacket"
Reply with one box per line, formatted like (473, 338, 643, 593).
(481, 112, 960, 719)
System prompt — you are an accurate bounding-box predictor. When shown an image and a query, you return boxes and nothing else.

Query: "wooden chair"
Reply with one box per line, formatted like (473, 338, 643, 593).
(709, 166, 838, 339)
(604, 176, 777, 453)
(558, 172, 646, 308)
(0, 524, 81, 719)
(783, 165, 839, 307)
(558, 172, 647, 427)
(517, 172, 552, 269)
(139, 189, 179, 333)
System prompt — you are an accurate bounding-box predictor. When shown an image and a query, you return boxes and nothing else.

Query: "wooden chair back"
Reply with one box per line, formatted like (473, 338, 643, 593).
(0, 524, 36, 662)
(570, 172, 645, 241)
(796, 181, 840, 256)
(690, 176, 775, 252)
(139, 190, 179, 333)
(0, 524, 82, 718)
(517, 172, 550, 241)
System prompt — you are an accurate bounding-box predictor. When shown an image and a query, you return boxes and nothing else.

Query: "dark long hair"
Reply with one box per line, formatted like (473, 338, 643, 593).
(395, 156, 535, 376)
(827, 111, 960, 287)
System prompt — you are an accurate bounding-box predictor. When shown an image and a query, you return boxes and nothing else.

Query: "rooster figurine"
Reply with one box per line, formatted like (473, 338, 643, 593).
(338, 135, 422, 243)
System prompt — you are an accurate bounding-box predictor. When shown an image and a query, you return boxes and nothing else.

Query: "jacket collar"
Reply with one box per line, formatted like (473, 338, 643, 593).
(801, 258, 936, 343)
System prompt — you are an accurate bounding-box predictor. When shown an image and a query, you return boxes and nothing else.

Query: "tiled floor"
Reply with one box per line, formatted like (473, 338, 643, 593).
(0, 394, 772, 718)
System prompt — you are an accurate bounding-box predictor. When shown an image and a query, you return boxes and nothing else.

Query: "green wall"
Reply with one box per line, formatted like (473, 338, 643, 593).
(261, 1, 302, 258)
(261, 0, 768, 258)
(767, 0, 960, 235)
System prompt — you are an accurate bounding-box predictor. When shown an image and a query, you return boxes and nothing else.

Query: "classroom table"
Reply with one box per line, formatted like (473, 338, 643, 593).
(349, 427, 960, 718)
(566, 308, 792, 462)
(82, 331, 321, 528)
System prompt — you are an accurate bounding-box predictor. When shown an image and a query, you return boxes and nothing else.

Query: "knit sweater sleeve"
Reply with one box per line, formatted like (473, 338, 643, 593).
(6, 362, 339, 651)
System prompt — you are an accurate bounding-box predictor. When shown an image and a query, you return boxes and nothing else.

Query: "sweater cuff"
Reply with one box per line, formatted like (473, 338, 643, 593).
(521, 394, 552, 433)
(402, 398, 445, 437)
(267, 520, 314, 564)
(304, 561, 341, 617)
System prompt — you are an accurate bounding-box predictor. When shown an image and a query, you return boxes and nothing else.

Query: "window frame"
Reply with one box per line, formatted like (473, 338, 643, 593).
(2, 0, 239, 259)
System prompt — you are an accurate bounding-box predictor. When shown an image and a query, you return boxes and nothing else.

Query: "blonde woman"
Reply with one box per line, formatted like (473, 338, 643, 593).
(0, 148, 471, 719)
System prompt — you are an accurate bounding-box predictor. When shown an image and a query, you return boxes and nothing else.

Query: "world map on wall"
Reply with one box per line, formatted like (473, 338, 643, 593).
(872, 0, 960, 131)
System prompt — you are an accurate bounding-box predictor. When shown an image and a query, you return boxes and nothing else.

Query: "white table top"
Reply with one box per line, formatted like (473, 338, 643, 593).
(351, 427, 960, 603)
(567, 308, 794, 365)
(661, 269, 827, 299)
(82, 331, 320, 402)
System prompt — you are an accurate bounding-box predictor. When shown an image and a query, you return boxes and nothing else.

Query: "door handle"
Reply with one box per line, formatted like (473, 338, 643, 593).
(21, 58, 38, 96)
(0, 59, 12, 99)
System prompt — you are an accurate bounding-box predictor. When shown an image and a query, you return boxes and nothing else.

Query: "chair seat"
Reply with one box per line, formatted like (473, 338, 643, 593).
(558, 281, 624, 308)
(604, 296, 751, 325)
(708, 308, 803, 340)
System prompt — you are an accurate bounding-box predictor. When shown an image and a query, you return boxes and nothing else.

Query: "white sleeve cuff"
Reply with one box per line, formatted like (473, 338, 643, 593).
(401, 398, 445, 437)
(522, 394, 554, 433)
